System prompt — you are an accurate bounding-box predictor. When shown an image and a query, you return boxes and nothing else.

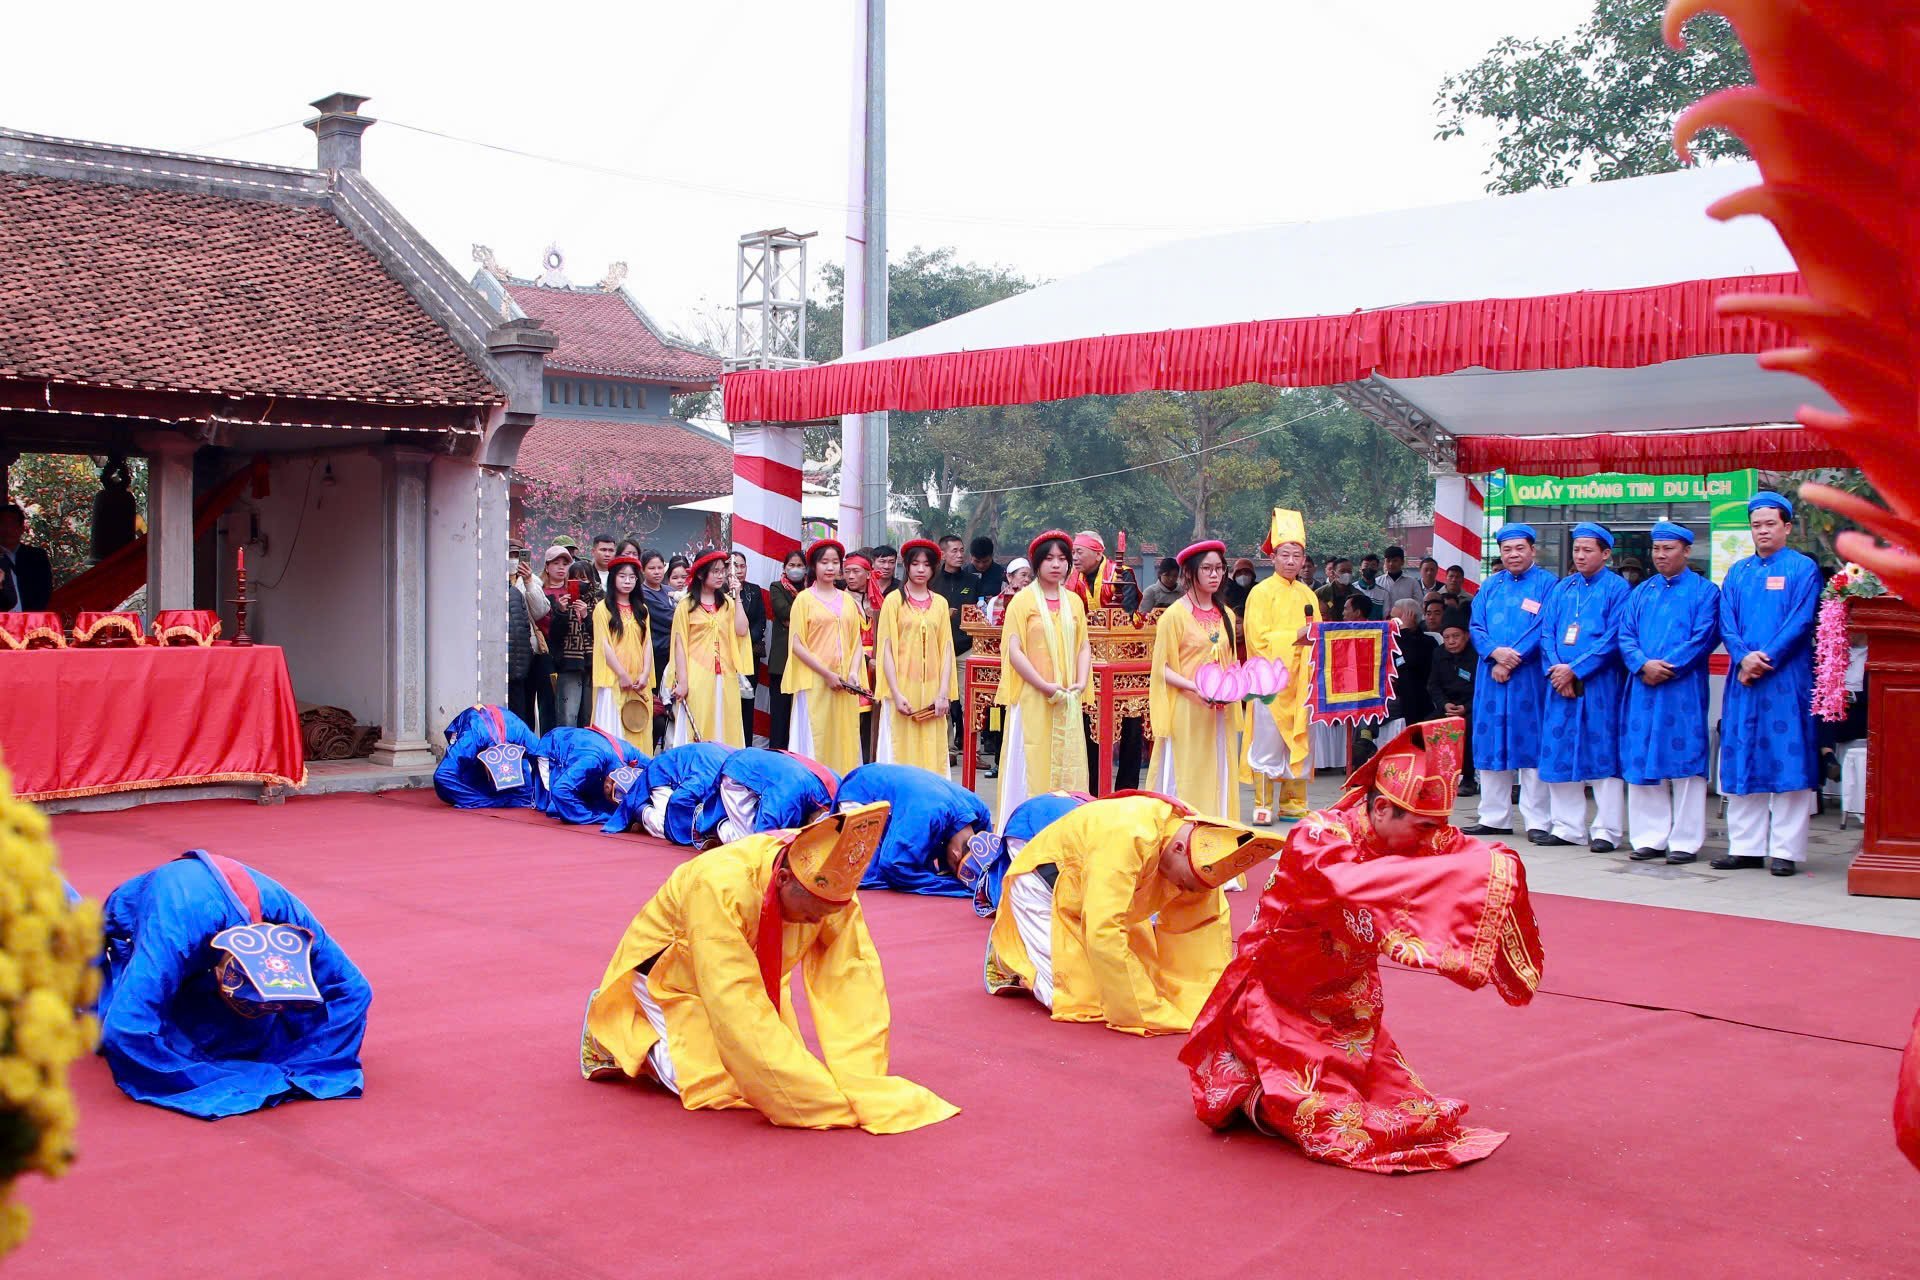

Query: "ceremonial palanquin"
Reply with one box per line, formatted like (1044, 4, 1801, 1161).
(1180, 784, 1544, 1172)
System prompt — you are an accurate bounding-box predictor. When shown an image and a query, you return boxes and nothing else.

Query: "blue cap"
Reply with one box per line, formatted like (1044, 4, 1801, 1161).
(1749, 492, 1793, 519)
(1649, 520, 1695, 546)
(1570, 521, 1615, 550)
(1494, 523, 1537, 545)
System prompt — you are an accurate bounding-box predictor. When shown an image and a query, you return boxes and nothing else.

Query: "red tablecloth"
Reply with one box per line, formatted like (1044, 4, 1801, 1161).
(0, 644, 306, 801)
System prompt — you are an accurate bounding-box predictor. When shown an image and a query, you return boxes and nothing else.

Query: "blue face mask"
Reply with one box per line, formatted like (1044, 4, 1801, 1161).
(785, 567, 806, 584)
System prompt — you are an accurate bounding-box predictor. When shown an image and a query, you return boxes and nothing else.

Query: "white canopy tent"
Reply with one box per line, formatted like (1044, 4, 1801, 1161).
(725, 162, 1837, 472)
(722, 162, 1844, 580)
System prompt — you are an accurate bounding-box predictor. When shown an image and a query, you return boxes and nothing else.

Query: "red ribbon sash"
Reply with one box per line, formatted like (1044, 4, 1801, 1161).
(203, 852, 263, 923)
(754, 854, 787, 1009)
(483, 704, 506, 745)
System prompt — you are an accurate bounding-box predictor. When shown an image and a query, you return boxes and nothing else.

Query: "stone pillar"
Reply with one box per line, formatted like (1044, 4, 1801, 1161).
(1431, 470, 1486, 592)
(370, 448, 436, 768)
(142, 433, 199, 615)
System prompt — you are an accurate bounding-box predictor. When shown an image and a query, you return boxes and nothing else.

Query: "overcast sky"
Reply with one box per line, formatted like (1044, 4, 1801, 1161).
(6, 1, 1596, 344)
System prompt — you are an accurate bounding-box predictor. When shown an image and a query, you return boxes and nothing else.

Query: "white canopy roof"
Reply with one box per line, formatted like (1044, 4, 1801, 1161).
(725, 162, 1837, 469)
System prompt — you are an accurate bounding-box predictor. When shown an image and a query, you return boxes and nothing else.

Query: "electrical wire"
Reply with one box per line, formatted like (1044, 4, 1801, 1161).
(252, 460, 318, 591)
(916, 400, 1338, 499)
(377, 118, 1259, 236)
(190, 119, 309, 150)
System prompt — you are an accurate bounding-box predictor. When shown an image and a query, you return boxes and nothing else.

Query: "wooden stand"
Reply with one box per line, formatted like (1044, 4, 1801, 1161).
(958, 605, 1156, 794)
(1849, 595, 1920, 897)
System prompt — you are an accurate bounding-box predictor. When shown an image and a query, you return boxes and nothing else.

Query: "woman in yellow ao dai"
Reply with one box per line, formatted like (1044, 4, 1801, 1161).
(1147, 540, 1242, 819)
(993, 531, 1092, 827)
(669, 551, 755, 747)
(875, 539, 958, 773)
(592, 556, 655, 750)
(780, 540, 867, 775)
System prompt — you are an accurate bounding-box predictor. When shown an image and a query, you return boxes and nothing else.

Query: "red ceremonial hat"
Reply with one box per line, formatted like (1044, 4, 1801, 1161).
(1343, 717, 1467, 817)
(689, 549, 729, 581)
(607, 555, 643, 574)
(1028, 529, 1073, 565)
(805, 538, 845, 565)
(900, 537, 940, 561)
(1177, 539, 1228, 566)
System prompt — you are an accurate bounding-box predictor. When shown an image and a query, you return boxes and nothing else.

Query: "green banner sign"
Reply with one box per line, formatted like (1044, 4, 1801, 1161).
(1493, 472, 1753, 507)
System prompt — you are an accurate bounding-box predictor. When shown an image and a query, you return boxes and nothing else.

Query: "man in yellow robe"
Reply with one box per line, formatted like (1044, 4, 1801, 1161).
(984, 793, 1281, 1035)
(1244, 507, 1321, 824)
(580, 802, 959, 1134)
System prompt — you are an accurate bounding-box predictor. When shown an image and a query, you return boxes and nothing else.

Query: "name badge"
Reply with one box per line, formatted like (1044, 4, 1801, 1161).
(479, 742, 526, 790)
(1766, 576, 1786, 591)
(1457, 667, 1473, 682)
(1564, 623, 1580, 646)
(1520, 598, 1541, 614)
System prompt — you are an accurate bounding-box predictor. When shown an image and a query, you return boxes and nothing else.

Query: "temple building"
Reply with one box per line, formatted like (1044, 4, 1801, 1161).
(0, 94, 555, 776)
(470, 249, 728, 554)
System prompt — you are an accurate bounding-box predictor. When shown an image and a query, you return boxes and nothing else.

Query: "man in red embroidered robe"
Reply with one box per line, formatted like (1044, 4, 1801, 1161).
(1179, 717, 1544, 1173)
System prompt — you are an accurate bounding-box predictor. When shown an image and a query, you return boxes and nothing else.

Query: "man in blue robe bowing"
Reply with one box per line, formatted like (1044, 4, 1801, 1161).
(695, 748, 838, 843)
(836, 763, 993, 897)
(958, 789, 1090, 917)
(1621, 522, 1720, 865)
(1716, 492, 1822, 875)
(618, 742, 737, 844)
(540, 726, 649, 826)
(98, 851, 371, 1119)
(1463, 524, 1556, 839)
(434, 704, 545, 809)
(1536, 522, 1631, 851)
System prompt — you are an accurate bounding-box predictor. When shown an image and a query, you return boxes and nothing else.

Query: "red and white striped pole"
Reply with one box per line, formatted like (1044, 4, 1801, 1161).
(1432, 472, 1485, 595)
(732, 424, 804, 746)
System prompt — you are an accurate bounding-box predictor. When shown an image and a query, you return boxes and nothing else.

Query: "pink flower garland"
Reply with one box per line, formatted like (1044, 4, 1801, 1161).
(1811, 595, 1852, 721)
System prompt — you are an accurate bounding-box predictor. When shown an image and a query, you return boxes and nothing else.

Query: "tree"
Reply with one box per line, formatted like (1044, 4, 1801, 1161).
(1109, 387, 1284, 539)
(8, 453, 148, 586)
(1435, 0, 1752, 194)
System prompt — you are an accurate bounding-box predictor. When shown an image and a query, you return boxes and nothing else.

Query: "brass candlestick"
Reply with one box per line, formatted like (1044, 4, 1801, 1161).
(233, 551, 255, 647)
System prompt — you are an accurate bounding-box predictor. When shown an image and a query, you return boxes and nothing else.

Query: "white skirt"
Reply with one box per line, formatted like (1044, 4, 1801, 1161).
(670, 672, 731, 747)
(996, 703, 1032, 830)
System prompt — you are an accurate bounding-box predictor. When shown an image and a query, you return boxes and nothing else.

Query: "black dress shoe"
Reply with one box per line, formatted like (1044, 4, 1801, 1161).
(1462, 823, 1513, 836)
(1710, 854, 1765, 870)
(1769, 858, 1798, 876)
(1458, 781, 1480, 797)
(1629, 847, 1665, 861)
(1530, 831, 1572, 846)
(1666, 850, 1698, 865)
(1590, 839, 1617, 854)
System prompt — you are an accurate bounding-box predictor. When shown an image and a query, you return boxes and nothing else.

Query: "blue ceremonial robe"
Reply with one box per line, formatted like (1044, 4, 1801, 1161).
(539, 727, 649, 826)
(99, 854, 371, 1119)
(839, 763, 993, 897)
(1620, 569, 1721, 785)
(694, 748, 837, 839)
(974, 791, 1087, 915)
(624, 743, 737, 843)
(1718, 548, 1822, 794)
(1537, 567, 1632, 783)
(1468, 565, 1557, 772)
(434, 705, 545, 809)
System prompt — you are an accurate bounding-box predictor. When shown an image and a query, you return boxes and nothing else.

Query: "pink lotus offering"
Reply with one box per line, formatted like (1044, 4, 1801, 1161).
(1241, 655, 1288, 699)
(1195, 662, 1249, 704)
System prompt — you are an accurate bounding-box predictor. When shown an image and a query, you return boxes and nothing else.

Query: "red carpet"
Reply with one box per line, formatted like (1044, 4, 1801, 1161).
(13, 791, 1920, 1278)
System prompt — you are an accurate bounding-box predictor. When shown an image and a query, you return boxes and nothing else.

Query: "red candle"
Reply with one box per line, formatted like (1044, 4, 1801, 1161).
(237, 545, 245, 574)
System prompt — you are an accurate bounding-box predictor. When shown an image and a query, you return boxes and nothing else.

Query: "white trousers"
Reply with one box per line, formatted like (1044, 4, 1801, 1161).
(716, 777, 759, 844)
(1626, 777, 1708, 854)
(639, 785, 674, 840)
(1546, 778, 1625, 845)
(1726, 790, 1815, 863)
(630, 974, 680, 1095)
(1007, 872, 1056, 1010)
(1477, 767, 1549, 833)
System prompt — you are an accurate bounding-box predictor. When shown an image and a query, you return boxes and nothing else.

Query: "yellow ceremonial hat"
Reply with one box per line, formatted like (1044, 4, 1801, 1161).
(1261, 507, 1307, 555)
(1183, 817, 1284, 888)
(784, 801, 891, 902)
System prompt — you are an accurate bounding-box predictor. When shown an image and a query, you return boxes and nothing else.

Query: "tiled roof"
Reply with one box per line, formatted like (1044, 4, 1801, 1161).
(514, 417, 732, 498)
(0, 173, 501, 404)
(503, 284, 720, 386)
